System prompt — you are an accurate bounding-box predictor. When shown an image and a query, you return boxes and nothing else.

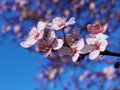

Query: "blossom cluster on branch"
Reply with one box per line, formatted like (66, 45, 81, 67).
(20, 16, 120, 63)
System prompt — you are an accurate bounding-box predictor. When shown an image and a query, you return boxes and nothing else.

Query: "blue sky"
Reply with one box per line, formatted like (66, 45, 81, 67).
(0, 35, 37, 90)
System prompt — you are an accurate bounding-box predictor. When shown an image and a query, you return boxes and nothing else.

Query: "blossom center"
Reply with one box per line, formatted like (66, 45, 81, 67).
(93, 42, 100, 50)
(94, 24, 101, 31)
(71, 48, 77, 56)
(58, 23, 65, 28)
(34, 33, 40, 40)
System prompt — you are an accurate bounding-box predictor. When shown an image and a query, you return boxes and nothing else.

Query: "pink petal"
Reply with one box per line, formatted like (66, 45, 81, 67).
(100, 40, 108, 51)
(95, 33, 108, 42)
(66, 17, 76, 25)
(52, 39, 64, 50)
(20, 35, 37, 48)
(102, 24, 107, 33)
(37, 21, 46, 32)
(71, 38, 85, 50)
(29, 27, 37, 36)
(38, 30, 44, 39)
(89, 50, 100, 60)
(86, 37, 96, 45)
(72, 52, 79, 62)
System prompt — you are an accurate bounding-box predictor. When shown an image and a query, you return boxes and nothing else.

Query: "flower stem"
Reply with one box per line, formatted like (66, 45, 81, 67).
(62, 29, 66, 42)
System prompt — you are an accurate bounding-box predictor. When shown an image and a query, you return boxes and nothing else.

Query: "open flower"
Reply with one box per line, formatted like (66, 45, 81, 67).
(71, 38, 85, 62)
(66, 30, 80, 46)
(37, 30, 64, 57)
(87, 23, 107, 34)
(20, 21, 46, 48)
(58, 39, 84, 62)
(49, 17, 76, 30)
(85, 33, 108, 60)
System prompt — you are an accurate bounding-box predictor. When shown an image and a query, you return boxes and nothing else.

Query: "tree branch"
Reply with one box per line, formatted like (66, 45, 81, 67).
(77, 50, 120, 62)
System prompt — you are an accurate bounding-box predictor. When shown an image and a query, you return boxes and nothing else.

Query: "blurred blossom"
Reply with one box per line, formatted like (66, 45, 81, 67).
(103, 66, 115, 80)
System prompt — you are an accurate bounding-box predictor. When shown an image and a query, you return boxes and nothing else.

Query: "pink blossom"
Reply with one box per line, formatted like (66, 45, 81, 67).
(71, 38, 85, 62)
(37, 30, 64, 57)
(87, 23, 107, 34)
(85, 33, 108, 60)
(20, 21, 47, 48)
(49, 17, 76, 30)
(66, 30, 80, 46)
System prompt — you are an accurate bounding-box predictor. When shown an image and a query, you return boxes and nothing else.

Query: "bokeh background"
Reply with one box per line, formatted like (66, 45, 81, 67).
(0, 0, 120, 90)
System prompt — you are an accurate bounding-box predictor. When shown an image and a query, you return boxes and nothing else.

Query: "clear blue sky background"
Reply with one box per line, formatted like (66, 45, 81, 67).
(0, 35, 37, 90)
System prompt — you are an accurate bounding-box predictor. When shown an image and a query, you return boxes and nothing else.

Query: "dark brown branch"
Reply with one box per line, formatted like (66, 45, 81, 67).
(100, 50, 120, 56)
(77, 50, 120, 62)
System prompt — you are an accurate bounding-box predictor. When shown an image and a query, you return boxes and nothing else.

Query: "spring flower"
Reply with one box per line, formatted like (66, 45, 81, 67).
(37, 30, 64, 57)
(58, 39, 85, 62)
(85, 33, 108, 60)
(87, 23, 107, 34)
(66, 30, 80, 46)
(58, 46, 73, 57)
(71, 38, 85, 62)
(49, 17, 76, 30)
(20, 21, 46, 48)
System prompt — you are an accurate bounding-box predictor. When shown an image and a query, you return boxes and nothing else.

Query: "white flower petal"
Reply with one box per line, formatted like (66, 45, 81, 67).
(37, 21, 46, 32)
(95, 33, 108, 42)
(20, 35, 37, 48)
(71, 38, 84, 50)
(86, 37, 96, 45)
(29, 27, 37, 36)
(66, 17, 76, 25)
(38, 30, 44, 39)
(52, 39, 64, 50)
(102, 24, 107, 33)
(89, 50, 100, 60)
(100, 40, 108, 51)
(72, 52, 79, 62)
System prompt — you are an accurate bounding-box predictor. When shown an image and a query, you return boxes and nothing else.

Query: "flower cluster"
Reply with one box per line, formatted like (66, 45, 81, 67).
(21, 17, 108, 62)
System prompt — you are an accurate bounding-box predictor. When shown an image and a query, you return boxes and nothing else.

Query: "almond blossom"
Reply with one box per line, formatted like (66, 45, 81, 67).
(87, 23, 107, 34)
(85, 33, 108, 60)
(20, 21, 47, 48)
(37, 30, 64, 57)
(49, 17, 76, 30)
(66, 30, 80, 46)
(71, 38, 85, 62)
